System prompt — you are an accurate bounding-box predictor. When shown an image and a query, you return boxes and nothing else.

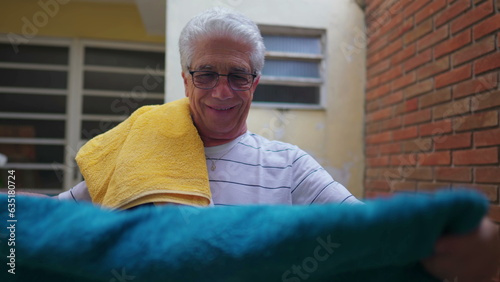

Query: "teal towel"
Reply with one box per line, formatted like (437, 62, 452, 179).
(0, 190, 487, 282)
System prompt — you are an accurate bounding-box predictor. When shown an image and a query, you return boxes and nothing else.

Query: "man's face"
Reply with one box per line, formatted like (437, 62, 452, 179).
(182, 37, 260, 145)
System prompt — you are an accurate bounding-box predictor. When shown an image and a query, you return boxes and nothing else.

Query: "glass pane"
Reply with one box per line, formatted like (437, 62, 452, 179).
(0, 93, 66, 114)
(0, 44, 69, 65)
(81, 120, 121, 139)
(85, 47, 165, 69)
(262, 60, 320, 78)
(254, 85, 320, 104)
(83, 71, 164, 92)
(0, 68, 67, 89)
(0, 144, 64, 164)
(0, 120, 65, 138)
(82, 96, 163, 116)
(0, 169, 63, 189)
(263, 35, 321, 54)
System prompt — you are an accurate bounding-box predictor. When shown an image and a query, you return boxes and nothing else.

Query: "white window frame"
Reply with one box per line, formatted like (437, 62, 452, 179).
(0, 35, 164, 194)
(253, 25, 326, 110)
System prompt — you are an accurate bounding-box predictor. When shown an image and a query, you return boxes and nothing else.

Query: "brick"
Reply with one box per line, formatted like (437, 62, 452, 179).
(404, 49, 432, 71)
(367, 107, 393, 122)
(381, 91, 403, 107)
(368, 59, 391, 77)
(434, 132, 472, 150)
(451, 36, 495, 66)
(364, 190, 394, 199)
(366, 131, 392, 144)
(388, 17, 414, 42)
(454, 110, 498, 132)
(391, 181, 417, 192)
(367, 76, 381, 90)
(366, 123, 380, 134)
(366, 100, 380, 113)
(488, 205, 500, 223)
(418, 182, 452, 192)
(390, 153, 418, 166)
(376, 12, 404, 38)
(379, 116, 403, 131)
(453, 147, 499, 165)
(367, 84, 391, 100)
(404, 0, 432, 17)
(378, 65, 404, 84)
(368, 35, 390, 56)
(418, 151, 451, 165)
(473, 90, 500, 111)
(395, 98, 419, 115)
(435, 64, 472, 88)
(473, 13, 500, 39)
(432, 97, 471, 119)
(476, 167, 500, 183)
(452, 72, 498, 98)
(416, 56, 450, 80)
(403, 79, 434, 99)
(403, 18, 433, 45)
(391, 44, 416, 65)
(474, 127, 500, 147)
(369, 39, 403, 66)
(474, 52, 500, 74)
(366, 145, 379, 157)
(419, 119, 453, 137)
(415, 0, 447, 24)
(403, 138, 433, 153)
(403, 109, 432, 125)
(380, 142, 402, 154)
(393, 126, 418, 141)
(366, 155, 390, 167)
(420, 87, 452, 108)
(392, 72, 416, 91)
(434, 29, 472, 58)
(436, 167, 472, 182)
(405, 167, 433, 180)
(453, 184, 498, 201)
(450, 0, 494, 34)
(435, 0, 472, 27)
(416, 25, 449, 51)
(365, 179, 391, 190)
(365, 168, 381, 178)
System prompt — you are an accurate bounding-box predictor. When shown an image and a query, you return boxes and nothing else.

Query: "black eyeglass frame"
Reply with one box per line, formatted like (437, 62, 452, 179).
(188, 70, 257, 91)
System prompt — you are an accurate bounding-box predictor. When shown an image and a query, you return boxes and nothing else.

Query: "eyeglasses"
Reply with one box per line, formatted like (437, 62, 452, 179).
(189, 70, 257, 91)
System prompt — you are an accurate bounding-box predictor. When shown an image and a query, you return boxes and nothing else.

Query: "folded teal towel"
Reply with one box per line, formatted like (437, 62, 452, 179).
(0, 190, 487, 282)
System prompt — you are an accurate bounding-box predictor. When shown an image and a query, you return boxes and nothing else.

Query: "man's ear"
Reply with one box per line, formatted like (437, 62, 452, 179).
(251, 75, 260, 93)
(181, 71, 189, 97)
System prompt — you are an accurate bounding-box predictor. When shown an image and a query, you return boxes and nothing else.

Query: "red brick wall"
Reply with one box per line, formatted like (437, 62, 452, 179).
(364, 0, 500, 222)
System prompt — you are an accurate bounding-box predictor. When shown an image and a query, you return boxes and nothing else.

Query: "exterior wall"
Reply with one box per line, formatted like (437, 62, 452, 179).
(364, 0, 500, 266)
(166, 0, 366, 198)
(0, 0, 164, 43)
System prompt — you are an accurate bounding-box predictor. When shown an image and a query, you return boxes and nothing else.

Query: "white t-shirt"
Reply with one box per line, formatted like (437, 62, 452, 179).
(60, 132, 360, 206)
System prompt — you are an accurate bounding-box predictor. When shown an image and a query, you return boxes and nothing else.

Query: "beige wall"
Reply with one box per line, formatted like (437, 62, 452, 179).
(166, 0, 366, 198)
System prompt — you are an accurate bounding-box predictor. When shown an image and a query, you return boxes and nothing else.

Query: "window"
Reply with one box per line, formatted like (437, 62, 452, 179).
(254, 26, 325, 109)
(0, 36, 164, 193)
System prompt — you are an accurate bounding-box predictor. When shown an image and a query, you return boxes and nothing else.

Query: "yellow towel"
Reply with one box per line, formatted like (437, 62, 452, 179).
(75, 98, 211, 210)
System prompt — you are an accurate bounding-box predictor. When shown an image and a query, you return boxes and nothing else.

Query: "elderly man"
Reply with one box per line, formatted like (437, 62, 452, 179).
(54, 7, 498, 282)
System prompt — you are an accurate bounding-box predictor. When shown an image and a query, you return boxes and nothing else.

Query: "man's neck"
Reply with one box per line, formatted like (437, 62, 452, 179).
(201, 131, 246, 147)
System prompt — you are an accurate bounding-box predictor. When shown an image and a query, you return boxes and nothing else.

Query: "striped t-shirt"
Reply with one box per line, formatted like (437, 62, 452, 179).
(61, 132, 359, 206)
(205, 132, 359, 206)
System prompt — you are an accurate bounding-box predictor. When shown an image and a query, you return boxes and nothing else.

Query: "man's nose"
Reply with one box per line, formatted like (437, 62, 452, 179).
(211, 76, 234, 100)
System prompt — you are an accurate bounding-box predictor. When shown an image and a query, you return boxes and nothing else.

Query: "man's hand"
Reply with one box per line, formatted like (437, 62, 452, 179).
(422, 217, 500, 282)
